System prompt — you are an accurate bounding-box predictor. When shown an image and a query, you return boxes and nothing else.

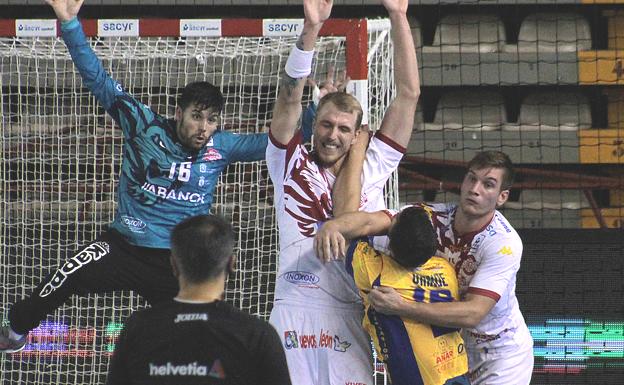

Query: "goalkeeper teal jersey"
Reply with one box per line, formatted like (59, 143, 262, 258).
(61, 18, 267, 248)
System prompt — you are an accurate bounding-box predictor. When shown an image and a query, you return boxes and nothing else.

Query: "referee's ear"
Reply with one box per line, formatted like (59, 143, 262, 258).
(170, 254, 180, 279)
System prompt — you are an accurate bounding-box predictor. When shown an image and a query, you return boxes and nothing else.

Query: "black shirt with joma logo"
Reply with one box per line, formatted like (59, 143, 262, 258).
(107, 300, 291, 385)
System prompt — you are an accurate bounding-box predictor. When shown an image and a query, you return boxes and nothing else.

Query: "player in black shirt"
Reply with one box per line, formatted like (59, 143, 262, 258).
(106, 215, 291, 385)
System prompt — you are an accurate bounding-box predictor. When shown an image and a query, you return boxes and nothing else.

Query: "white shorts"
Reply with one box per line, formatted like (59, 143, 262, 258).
(467, 344, 534, 385)
(269, 300, 374, 385)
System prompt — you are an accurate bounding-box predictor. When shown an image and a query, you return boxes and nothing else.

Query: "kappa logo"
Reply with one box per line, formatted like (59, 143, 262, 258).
(497, 246, 513, 256)
(40, 242, 110, 297)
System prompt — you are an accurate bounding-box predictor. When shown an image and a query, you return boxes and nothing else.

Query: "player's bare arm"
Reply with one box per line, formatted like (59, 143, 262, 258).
(314, 210, 391, 262)
(45, 0, 84, 22)
(332, 126, 369, 216)
(270, 0, 333, 145)
(369, 287, 496, 329)
(377, 0, 420, 147)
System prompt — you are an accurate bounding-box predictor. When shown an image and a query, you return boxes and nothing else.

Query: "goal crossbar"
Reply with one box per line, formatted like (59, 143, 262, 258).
(0, 18, 371, 80)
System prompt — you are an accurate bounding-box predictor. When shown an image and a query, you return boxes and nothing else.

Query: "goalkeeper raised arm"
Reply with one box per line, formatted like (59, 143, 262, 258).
(2, 0, 267, 353)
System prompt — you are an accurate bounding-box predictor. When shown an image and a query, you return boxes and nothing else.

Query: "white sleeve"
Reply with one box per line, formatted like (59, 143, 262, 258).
(265, 133, 288, 191)
(468, 235, 523, 302)
(359, 135, 404, 212)
(362, 134, 404, 191)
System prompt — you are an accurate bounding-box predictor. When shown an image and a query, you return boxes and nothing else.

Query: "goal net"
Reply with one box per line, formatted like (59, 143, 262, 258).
(0, 18, 395, 384)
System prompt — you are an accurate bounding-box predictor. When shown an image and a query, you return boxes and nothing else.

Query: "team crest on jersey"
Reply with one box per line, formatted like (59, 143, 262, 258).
(203, 148, 222, 161)
(427, 204, 478, 291)
(284, 151, 332, 237)
(470, 234, 486, 254)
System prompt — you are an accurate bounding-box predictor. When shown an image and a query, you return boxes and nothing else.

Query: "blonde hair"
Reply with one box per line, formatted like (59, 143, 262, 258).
(316, 92, 363, 130)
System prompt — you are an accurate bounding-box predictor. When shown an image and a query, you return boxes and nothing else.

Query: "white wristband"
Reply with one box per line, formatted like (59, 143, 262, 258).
(285, 46, 314, 79)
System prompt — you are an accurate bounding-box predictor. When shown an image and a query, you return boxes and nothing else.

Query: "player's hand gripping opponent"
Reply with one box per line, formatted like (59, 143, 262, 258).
(314, 220, 347, 263)
(45, 0, 84, 22)
(369, 286, 408, 316)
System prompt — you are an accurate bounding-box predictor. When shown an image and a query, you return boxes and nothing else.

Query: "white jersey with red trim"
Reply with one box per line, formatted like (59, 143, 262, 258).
(410, 202, 532, 353)
(266, 130, 404, 308)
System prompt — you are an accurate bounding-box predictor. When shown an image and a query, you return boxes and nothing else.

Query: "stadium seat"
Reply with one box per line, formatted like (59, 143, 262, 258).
(413, 102, 425, 130)
(424, 14, 506, 53)
(505, 91, 592, 131)
(502, 189, 590, 228)
(409, 16, 422, 49)
(424, 90, 507, 131)
(517, 12, 592, 52)
(433, 191, 460, 204)
(504, 189, 590, 210)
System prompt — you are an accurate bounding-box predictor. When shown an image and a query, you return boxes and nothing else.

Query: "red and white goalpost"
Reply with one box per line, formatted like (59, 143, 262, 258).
(0, 17, 395, 384)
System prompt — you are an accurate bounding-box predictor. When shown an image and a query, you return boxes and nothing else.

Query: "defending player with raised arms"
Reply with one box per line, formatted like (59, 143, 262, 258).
(1, 0, 267, 353)
(265, 0, 420, 384)
(316, 151, 534, 385)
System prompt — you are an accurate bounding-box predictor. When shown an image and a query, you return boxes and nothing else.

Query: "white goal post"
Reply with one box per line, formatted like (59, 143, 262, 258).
(0, 17, 395, 384)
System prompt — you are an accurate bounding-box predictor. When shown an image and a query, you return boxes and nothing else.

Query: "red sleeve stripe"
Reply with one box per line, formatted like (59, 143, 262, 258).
(468, 287, 501, 302)
(268, 129, 288, 150)
(374, 132, 406, 154)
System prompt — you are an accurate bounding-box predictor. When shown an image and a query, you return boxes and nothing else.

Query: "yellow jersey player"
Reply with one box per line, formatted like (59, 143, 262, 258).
(345, 207, 470, 385)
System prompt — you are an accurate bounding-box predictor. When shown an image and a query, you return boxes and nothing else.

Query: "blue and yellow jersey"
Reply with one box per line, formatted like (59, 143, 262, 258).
(61, 18, 268, 248)
(347, 240, 469, 385)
